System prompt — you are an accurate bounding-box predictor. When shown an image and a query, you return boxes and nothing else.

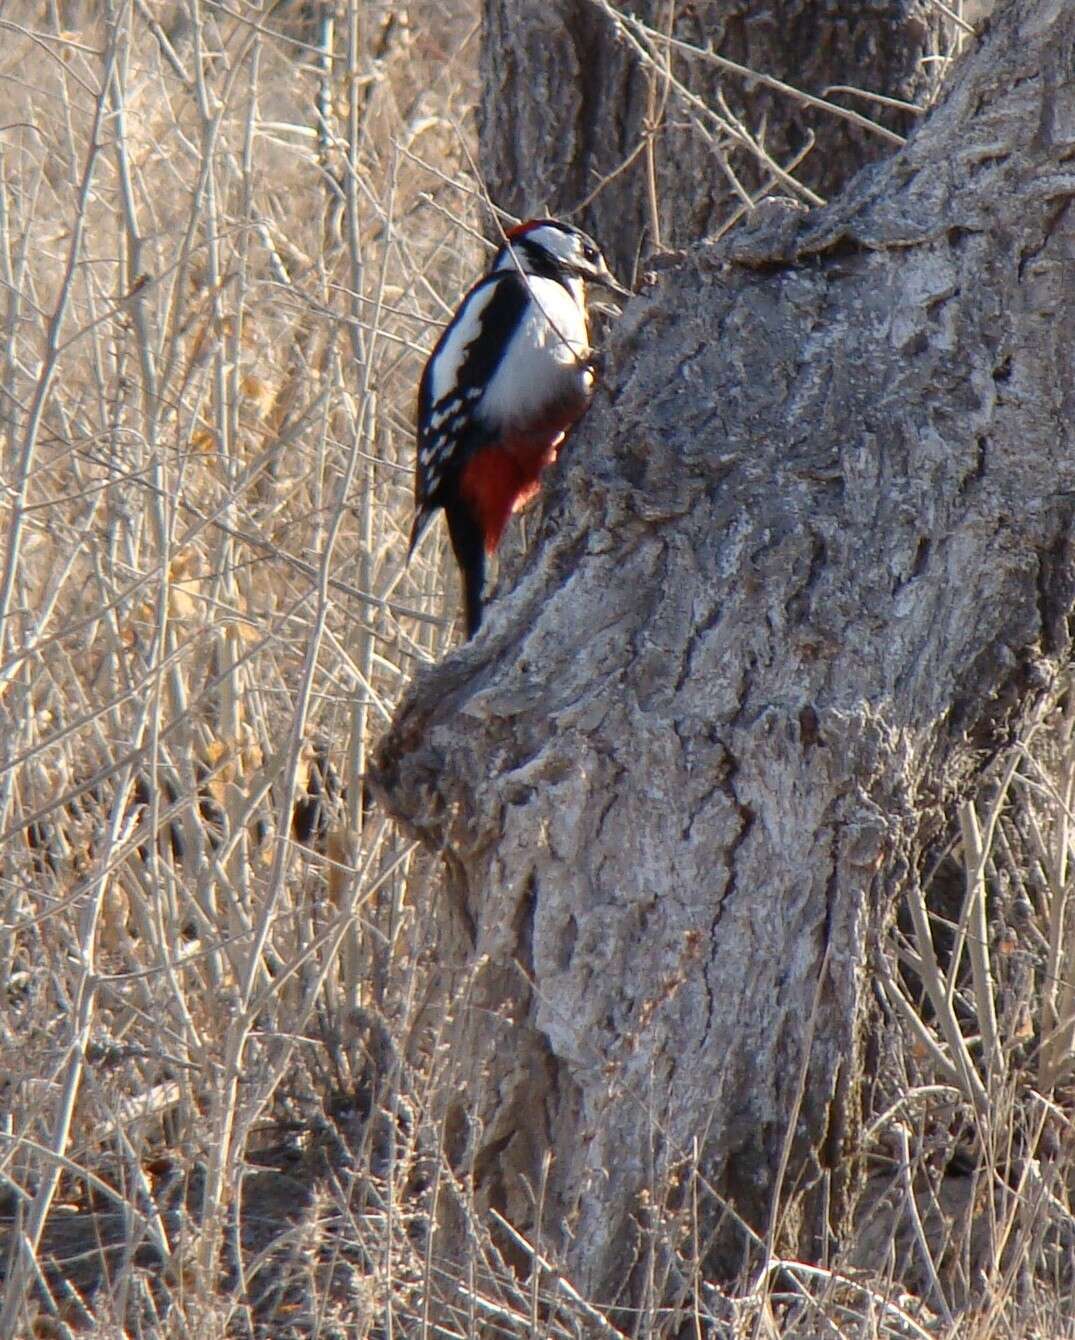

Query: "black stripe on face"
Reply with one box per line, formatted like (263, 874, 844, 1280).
(492, 223, 587, 288)
(516, 237, 575, 284)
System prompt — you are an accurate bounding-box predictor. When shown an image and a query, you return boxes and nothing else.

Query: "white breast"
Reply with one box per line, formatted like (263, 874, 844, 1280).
(480, 276, 592, 431)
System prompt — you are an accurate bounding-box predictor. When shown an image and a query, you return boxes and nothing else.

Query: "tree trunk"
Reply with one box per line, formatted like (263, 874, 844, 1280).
(479, 0, 952, 277)
(378, 0, 1075, 1308)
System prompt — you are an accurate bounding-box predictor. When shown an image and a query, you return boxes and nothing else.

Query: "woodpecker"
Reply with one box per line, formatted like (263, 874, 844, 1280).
(409, 219, 629, 638)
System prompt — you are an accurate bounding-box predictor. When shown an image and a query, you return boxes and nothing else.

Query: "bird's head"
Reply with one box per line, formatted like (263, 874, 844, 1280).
(494, 219, 631, 297)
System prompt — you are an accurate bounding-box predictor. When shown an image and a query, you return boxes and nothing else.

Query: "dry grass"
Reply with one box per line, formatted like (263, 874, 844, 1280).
(1, 1, 1068, 1338)
(860, 701, 1075, 1340)
(0, 2, 484, 1333)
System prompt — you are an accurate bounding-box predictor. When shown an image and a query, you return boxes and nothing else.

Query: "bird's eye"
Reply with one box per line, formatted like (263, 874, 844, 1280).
(583, 243, 597, 261)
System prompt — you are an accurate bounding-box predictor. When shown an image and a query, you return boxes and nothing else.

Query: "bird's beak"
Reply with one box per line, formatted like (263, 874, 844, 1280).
(596, 266, 632, 299)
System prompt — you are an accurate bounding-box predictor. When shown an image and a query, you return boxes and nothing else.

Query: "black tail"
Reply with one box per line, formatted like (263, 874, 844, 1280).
(445, 500, 486, 638)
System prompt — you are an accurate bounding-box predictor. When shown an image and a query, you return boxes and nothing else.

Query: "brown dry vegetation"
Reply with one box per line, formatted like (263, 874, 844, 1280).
(3, 2, 1075, 1339)
(0, 2, 484, 1334)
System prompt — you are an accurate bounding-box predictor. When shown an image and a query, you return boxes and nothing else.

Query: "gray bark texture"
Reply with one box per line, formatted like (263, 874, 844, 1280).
(479, 0, 950, 277)
(378, 0, 1075, 1305)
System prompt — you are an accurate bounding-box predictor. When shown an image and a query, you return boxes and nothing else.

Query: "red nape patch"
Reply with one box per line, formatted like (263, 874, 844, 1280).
(460, 435, 561, 554)
(505, 219, 547, 241)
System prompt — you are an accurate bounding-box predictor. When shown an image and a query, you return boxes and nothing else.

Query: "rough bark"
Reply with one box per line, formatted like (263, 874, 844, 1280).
(379, 0, 1075, 1306)
(480, 0, 951, 277)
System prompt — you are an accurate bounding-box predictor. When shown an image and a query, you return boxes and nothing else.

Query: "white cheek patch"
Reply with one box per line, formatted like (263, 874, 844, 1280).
(520, 225, 583, 269)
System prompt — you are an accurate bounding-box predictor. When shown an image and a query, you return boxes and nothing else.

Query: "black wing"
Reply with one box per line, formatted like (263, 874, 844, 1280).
(414, 269, 530, 512)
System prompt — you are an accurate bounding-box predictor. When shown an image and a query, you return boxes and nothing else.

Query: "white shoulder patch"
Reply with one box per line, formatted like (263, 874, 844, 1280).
(427, 282, 497, 407)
